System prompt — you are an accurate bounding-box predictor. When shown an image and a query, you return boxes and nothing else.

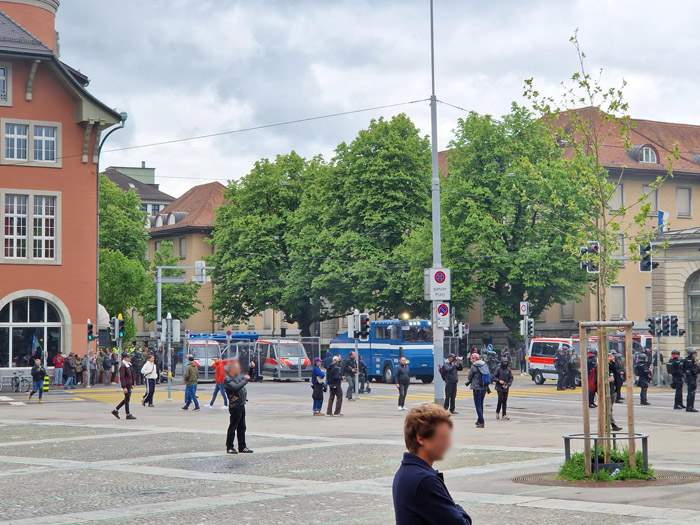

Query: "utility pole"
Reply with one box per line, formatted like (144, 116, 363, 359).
(429, 0, 445, 405)
(166, 312, 172, 400)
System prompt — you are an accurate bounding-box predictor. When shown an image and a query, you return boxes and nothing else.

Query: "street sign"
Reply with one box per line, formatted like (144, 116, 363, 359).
(520, 301, 529, 316)
(436, 302, 450, 328)
(424, 268, 451, 301)
(463, 322, 469, 335)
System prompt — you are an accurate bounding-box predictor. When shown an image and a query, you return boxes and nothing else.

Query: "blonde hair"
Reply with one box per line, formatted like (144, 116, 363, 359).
(404, 404, 452, 454)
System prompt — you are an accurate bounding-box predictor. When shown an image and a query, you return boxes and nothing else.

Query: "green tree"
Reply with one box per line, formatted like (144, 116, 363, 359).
(99, 248, 149, 324)
(98, 174, 148, 260)
(139, 241, 201, 322)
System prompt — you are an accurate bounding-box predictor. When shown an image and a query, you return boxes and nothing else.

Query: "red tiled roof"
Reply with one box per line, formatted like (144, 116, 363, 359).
(150, 181, 226, 233)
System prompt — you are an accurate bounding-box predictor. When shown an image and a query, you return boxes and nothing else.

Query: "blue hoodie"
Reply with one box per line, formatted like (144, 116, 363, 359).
(392, 452, 471, 524)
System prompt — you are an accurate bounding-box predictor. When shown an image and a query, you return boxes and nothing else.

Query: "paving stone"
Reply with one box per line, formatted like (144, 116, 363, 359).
(0, 423, 133, 442)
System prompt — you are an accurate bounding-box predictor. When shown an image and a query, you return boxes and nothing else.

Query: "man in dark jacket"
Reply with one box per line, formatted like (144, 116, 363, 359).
(587, 351, 597, 408)
(223, 360, 253, 454)
(684, 348, 698, 412)
(394, 357, 411, 411)
(342, 351, 358, 401)
(465, 353, 489, 428)
(28, 358, 46, 403)
(635, 352, 652, 406)
(555, 346, 568, 391)
(326, 356, 343, 416)
(668, 349, 685, 409)
(63, 353, 76, 390)
(111, 353, 136, 420)
(442, 354, 463, 414)
(392, 404, 471, 524)
(493, 357, 513, 420)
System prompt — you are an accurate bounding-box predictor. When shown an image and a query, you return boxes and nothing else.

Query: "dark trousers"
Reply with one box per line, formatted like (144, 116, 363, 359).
(397, 383, 409, 407)
(496, 389, 509, 415)
(473, 389, 485, 425)
(567, 369, 577, 389)
(639, 380, 649, 404)
(444, 383, 457, 412)
(589, 391, 596, 406)
(556, 370, 566, 390)
(359, 373, 367, 393)
(614, 380, 623, 401)
(673, 377, 684, 407)
(688, 380, 697, 409)
(519, 359, 526, 373)
(226, 405, 247, 451)
(143, 378, 156, 405)
(116, 387, 132, 414)
(327, 385, 343, 415)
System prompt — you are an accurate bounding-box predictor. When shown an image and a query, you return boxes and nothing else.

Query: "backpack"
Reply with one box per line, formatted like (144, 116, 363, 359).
(438, 365, 446, 379)
(478, 364, 490, 386)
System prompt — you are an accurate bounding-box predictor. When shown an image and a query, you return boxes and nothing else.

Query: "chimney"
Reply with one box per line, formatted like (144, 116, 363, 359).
(0, 0, 60, 52)
(141, 161, 146, 168)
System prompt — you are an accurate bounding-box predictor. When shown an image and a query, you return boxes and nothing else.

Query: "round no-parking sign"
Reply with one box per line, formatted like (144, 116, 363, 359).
(434, 270, 446, 284)
(437, 303, 449, 317)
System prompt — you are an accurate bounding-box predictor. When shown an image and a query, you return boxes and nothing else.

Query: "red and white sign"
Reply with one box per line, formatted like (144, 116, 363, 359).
(519, 301, 529, 316)
(424, 268, 451, 301)
(437, 303, 450, 317)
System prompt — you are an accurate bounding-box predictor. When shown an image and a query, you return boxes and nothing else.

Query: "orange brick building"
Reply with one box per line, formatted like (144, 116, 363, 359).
(0, 0, 123, 370)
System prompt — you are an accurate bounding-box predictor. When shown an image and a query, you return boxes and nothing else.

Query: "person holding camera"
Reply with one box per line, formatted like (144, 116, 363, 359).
(442, 354, 463, 415)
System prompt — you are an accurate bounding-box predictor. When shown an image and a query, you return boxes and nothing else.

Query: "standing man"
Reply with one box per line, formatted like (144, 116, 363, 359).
(587, 350, 598, 408)
(63, 353, 76, 390)
(52, 353, 64, 386)
(97, 349, 105, 385)
(442, 354, 463, 415)
(555, 345, 568, 391)
(209, 356, 228, 409)
(358, 355, 368, 394)
(141, 354, 158, 408)
(223, 360, 254, 454)
(607, 353, 623, 431)
(73, 353, 83, 386)
(111, 353, 136, 420)
(394, 357, 411, 411)
(182, 355, 200, 411)
(635, 352, 652, 406)
(392, 404, 472, 524)
(27, 358, 46, 403)
(493, 356, 513, 420)
(342, 351, 358, 401)
(684, 348, 698, 412)
(567, 346, 579, 390)
(668, 349, 685, 409)
(326, 356, 343, 417)
(102, 351, 112, 386)
(465, 353, 489, 428)
(517, 344, 526, 376)
(500, 346, 510, 364)
(311, 357, 325, 415)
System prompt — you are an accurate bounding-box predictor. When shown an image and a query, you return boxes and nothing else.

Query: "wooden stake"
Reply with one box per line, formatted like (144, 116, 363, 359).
(625, 328, 636, 468)
(579, 324, 591, 476)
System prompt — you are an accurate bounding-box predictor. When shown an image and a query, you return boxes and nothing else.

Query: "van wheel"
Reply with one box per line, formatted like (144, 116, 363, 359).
(532, 371, 545, 385)
(383, 365, 393, 384)
(420, 376, 433, 384)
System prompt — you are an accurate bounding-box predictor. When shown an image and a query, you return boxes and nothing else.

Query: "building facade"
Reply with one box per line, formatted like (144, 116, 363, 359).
(0, 0, 122, 369)
(104, 165, 174, 216)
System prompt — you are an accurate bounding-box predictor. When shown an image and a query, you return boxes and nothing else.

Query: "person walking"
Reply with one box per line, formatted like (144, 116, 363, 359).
(442, 354, 463, 414)
(209, 357, 228, 409)
(465, 353, 490, 428)
(668, 349, 685, 409)
(326, 356, 343, 416)
(311, 357, 325, 415)
(223, 360, 254, 454)
(182, 355, 200, 411)
(141, 354, 158, 407)
(27, 358, 47, 403)
(607, 353, 623, 431)
(358, 355, 368, 394)
(684, 348, 698, 412)
(392, 404, 472, 525)
(342, 351, 358, 401)
(52, 353, 64, 386)
(394, 357, 411, 411)
(635, 352, 652, 406)
(63, 353, 76, 390)
(73, 353, 83, 386)
(111, 353, 136, 420)
(493, 357, 513, 420)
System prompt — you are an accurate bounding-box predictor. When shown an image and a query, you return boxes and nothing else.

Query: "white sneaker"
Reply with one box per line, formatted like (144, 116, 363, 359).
(398, 406, 403, 411)
(220, 406, 228, 410)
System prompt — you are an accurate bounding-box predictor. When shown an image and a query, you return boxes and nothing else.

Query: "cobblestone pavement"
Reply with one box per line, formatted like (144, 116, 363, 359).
(2, 377, 700, 523)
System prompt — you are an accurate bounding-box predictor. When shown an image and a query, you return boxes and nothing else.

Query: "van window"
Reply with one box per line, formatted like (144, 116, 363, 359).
(530, 341, 559, 357)
(375, 325, 398, 340)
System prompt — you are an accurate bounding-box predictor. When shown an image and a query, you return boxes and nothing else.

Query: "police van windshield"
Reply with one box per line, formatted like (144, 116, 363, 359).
(402, 327, 433, 343)
(277, 343, 307, 358)
(189, 344, 221, 359)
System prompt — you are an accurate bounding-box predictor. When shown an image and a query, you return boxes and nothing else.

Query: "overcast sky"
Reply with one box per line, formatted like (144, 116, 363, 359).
(56, 0, 700, 197)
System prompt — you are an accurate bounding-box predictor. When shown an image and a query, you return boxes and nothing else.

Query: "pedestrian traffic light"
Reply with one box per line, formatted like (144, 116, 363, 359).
(116, 314, 124, 340)
(526, 318, 535, 338)
(87, 320, 94, 342)
(639, 244, 658, 272)
(359, 313, 370, 342)
(579, 241, 600, 273)
(670, 315, 679, 337)
(109, 316, 117, 342)
(661, 314, 671, 337)
(646, 317, 656, 336)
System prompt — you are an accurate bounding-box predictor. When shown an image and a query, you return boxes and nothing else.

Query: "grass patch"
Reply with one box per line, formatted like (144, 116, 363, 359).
(559, 448, 654, 482)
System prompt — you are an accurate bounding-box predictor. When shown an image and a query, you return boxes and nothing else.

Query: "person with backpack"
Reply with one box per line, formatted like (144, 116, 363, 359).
(667, 349, 685, 409)
(442, 354, 463, 415)
(635, 352, 652, 406)
(465, 353, 490, 428)
(493, 356, 513, 420)
(394, 357, 411, 411)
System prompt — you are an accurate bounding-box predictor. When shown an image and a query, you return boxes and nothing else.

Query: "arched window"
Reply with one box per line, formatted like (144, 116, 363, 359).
(687, 274, 700, 345)
(0, 298, 62, 368)
(640, 146, 657, 164)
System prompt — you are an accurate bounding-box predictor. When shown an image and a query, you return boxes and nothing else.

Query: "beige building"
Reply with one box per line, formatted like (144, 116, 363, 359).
(456, 111, 700, 347)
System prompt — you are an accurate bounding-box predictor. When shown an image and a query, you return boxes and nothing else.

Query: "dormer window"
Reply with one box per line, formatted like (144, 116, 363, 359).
(640, 146, 657, 164)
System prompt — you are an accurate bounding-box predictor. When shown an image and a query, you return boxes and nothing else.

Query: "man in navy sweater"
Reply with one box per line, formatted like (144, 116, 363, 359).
(392, 404, 471, 524)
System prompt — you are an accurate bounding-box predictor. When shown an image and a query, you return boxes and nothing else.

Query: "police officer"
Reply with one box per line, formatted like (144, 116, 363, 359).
(607, 352, 623, 431)
(555, 345, 568, 391)
(667, 349, 685, 410)
(684, 348, 699, 412)
(566, 346, 579, 390)
(635, 352, 652, 406)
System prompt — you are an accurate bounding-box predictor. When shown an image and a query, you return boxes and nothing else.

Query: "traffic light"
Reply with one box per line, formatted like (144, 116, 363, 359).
(116, 314, 124, 340)
(359, 313, 370, 342)
(639, 244, 658, 272)
(579, 241, 600, 273)
(661, 314, 671, 337)
(526, 318, 535, 338)
(646, 317, 657, 336)
(670, 315, 679, 337)
(109, 316, 117, 342)
(155, 319, 164, 342)
(87, 320, 94, 342)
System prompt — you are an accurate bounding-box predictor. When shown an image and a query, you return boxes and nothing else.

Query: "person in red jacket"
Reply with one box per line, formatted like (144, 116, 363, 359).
(52, 353, 64, 386)
(111, 353, 136, 420)
(209, 357, 228, 409)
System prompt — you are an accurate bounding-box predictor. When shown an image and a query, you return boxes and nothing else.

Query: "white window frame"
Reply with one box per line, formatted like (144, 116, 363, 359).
(4, 122, 28, 161)
(0, 189, 61, 265)
(33, 125, 57, 163)
(3, 193, 28, 259)
(0, 119, 62, 168)
(609, 285, 626, 321)
(609, 183, 624, 213)
(179, 237, 186, 259)
(642, 184, 658, 216)
(640, 146, 657, 164)
(676, 186, 692, 218)
(32, 195, 57, 260)
(0, 62, 12, 107)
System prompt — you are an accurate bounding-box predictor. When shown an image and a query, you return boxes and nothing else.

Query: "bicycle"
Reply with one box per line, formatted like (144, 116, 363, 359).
(0, 371, 31, 393)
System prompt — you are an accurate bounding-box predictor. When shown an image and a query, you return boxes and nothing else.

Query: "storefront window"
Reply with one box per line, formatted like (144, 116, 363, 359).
(688, 275, 700, 346)
(0, 298, 62, 367)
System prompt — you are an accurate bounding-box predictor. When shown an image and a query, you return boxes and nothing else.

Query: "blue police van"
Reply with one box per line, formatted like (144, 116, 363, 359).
(329, 319, 434, 383)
